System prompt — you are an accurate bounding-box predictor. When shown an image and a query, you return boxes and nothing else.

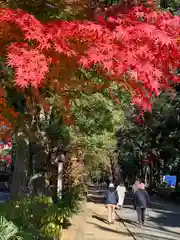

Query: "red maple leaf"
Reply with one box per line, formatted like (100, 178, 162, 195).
(0, 3, 179, 116)
(7, 43, 49, 87)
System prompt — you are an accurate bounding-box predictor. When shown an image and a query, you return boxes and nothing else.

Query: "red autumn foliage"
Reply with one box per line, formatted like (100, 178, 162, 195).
(0, 3, 179, 116)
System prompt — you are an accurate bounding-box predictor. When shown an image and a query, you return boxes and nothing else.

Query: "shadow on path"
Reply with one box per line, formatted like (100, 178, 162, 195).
(118, 192, 180, 239)
(87, 220, 133, 237)
(92, 214, 108, 224)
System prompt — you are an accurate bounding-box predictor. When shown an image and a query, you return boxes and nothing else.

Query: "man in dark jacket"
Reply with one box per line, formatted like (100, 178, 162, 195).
(133, 183, 150, 227)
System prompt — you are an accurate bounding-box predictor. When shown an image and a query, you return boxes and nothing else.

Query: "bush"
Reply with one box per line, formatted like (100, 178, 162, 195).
(0, 185, 85, 239)
(0, 215, 21, 240)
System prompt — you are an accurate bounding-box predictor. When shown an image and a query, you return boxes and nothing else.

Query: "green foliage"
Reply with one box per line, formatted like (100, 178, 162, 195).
(71, 89, 129, 175)
(117, 87, 180, 183)
(6, 0, 93, 20)
(72, 93, 114, 135)
(0, 216, 20, 240)
(160, 0, 180, 14)
(45, 117, 71, 146)
(71, 90, 128, 148)
(6, 0, 62, 20)
(0, 186, 83, 239)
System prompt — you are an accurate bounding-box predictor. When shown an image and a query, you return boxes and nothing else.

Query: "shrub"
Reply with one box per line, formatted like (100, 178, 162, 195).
(0, 185, 84, 239)
(0, 215, 21, 240)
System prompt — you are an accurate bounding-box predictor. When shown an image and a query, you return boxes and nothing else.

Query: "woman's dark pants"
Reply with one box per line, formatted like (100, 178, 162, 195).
(136, 207, 146, 224)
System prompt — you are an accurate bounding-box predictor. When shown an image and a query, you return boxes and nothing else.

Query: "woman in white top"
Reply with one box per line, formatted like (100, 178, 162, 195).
(116, 183, 126, 208)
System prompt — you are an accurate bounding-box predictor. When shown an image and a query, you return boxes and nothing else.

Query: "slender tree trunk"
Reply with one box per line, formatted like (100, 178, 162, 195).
(10, 134, 29, 199)
(29, 145, 47, 195)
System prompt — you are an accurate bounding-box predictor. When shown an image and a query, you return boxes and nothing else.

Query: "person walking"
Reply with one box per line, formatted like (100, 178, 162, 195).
(133, 183, 150, 227)
(132, 180, 140, 194)
(105, 183, 117, 224)
(116, 182, 126, 208)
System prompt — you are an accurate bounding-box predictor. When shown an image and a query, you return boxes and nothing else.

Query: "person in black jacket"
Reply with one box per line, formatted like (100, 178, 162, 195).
(133, 183, 150, 227)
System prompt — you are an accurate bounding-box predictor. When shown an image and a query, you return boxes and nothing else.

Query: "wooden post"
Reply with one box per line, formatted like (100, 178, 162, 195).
(57, 153, 65, 200)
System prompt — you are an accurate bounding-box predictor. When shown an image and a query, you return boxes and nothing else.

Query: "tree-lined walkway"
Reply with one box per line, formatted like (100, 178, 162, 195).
(117, 193, 180, 240)
(84, 185, 133, 240)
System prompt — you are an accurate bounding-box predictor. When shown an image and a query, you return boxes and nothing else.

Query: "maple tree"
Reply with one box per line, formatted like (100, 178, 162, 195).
(0, 1, 179, 130)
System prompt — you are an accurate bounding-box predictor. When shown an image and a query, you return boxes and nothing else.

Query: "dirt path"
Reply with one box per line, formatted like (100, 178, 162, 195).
(84, 186, 134, 240)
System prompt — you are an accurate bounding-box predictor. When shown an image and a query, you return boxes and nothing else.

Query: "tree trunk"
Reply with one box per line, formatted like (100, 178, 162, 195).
(10, 134, 29, 199)
(29, 144, 48, 196)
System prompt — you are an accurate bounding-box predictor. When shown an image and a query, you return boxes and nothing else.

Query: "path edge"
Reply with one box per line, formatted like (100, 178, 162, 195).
(61, 200, 87, 240)
(115, 210, 143, 240)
